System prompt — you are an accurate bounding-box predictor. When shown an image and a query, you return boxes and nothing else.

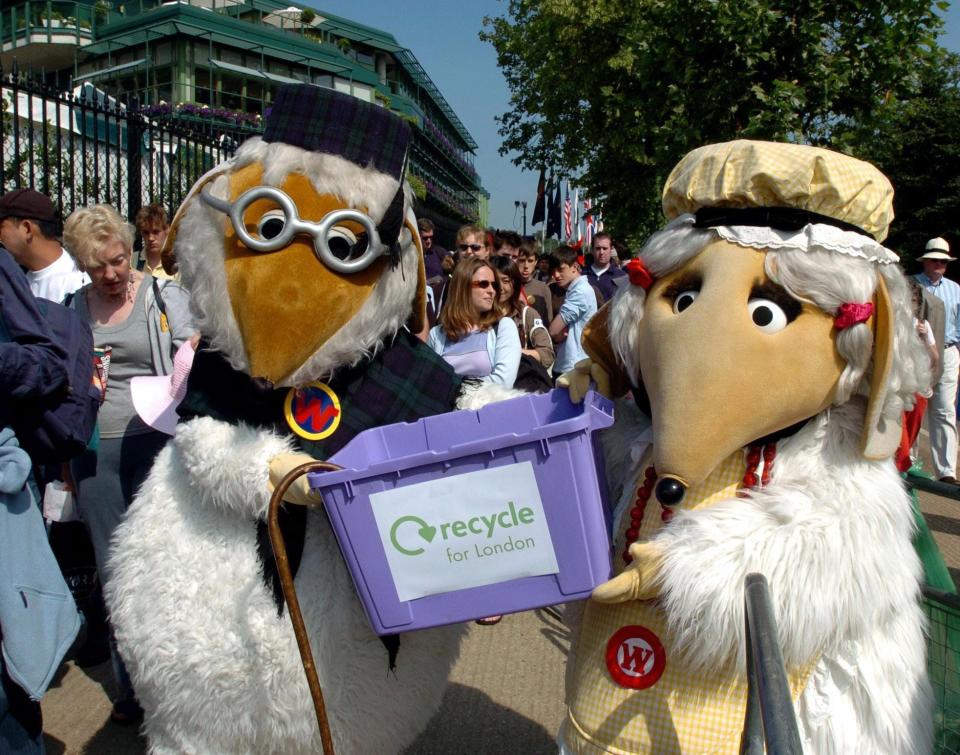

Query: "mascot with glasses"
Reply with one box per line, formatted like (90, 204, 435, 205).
(105, 85, 514, 754)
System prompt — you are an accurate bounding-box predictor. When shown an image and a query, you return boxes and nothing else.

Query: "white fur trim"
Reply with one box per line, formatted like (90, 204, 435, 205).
(106, 423, 465, 754)
(454, 381, 528, 410)
(170, 416, 293, 519)
(670, 212, 899, 264)
(625, 401, 933, 753)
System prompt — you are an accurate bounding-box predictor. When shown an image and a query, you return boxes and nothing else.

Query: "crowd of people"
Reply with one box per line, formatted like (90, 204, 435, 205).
(418, 218, 627, 392)
(0, 182, 957, 749)
(0, 188, 193, 747)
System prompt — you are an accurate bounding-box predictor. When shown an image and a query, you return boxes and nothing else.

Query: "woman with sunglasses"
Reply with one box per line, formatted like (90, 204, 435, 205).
(427, 256, 521, 387)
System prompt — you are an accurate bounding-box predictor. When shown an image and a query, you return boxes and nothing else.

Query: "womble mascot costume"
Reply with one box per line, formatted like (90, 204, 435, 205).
(559, 141, 933, 753)
(106, 85, 515, 753)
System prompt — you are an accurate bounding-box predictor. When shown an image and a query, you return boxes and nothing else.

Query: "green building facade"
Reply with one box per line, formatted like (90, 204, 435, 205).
(1, 0, 483, 238)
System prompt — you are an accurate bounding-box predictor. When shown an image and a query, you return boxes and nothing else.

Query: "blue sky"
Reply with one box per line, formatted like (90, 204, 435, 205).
(311, 0, 960, 232)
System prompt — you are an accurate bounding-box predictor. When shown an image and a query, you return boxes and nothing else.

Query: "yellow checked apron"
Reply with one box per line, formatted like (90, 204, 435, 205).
(562, 450, 815, 754)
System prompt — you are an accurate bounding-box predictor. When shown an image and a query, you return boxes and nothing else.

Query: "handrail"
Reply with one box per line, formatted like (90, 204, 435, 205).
(740, 573, 803, 755)
(905, 471, 960, 501)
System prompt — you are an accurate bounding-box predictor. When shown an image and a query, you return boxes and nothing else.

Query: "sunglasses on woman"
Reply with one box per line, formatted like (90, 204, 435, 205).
(471, 279, 498, 289)
(458, 243, 484, 252)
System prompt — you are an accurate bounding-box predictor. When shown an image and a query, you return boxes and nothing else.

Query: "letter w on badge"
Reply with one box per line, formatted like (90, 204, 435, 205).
(284, 380, 343, 441)
(295, 400, 338, 429)
(620, 642, 653, 674)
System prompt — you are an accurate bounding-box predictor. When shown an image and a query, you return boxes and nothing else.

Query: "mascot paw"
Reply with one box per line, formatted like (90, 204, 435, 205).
(556, 358, 612, 403)
(268, 452, 323, 506)
(592, 542, 664, 603)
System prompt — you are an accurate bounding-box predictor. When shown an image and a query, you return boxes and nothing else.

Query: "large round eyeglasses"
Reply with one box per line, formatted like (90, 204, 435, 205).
(199, 184, 387, 274)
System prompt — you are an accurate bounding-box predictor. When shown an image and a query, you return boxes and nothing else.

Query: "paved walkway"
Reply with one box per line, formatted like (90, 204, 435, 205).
(40, 437, 959, 753)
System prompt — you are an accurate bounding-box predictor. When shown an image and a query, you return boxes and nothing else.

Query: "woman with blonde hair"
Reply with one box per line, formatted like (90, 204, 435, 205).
(427, 256, 520, 387)
(63, 203, 194, 724)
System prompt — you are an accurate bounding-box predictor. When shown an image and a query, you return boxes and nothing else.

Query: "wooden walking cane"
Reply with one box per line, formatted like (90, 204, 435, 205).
(268, 460, 344, 755)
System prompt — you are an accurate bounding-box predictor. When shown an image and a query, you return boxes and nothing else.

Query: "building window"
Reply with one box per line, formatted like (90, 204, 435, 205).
(244, 80, 263, 113)
(195, 68, 212, 105)
(268, 60, 291, 77)
(219, 73, 243, 109)
(154, 41, 172, 66)
(352, 82, 372, 102)
(219, 47, 244, 66)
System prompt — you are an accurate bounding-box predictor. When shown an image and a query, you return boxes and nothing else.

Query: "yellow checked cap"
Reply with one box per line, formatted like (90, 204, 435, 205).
(662, 140, 895, 242)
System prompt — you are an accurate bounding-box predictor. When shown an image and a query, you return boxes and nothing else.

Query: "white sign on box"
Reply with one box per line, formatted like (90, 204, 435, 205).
(370, 462, 559, 602)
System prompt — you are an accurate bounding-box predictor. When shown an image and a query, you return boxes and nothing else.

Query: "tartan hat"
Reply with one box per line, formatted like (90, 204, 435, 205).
(263, 84, 410, 181)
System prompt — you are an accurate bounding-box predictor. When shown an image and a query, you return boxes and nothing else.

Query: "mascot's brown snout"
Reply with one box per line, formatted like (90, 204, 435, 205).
(637, 239, 845, 495)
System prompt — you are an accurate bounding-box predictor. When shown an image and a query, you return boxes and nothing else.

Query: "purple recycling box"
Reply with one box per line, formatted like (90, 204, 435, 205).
(308, 389, 615, 635)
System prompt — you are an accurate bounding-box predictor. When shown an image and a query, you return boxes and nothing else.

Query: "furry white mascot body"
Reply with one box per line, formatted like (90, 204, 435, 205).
(560, 141, 933, 754)
(106, 85, 513, 754)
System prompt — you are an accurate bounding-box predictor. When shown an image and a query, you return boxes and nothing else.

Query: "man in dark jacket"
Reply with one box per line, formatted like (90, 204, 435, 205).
(0, 246, 80, 754)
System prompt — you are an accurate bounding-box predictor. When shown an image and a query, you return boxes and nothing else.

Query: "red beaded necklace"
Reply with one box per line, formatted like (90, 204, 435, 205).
(622, 442, 777, 565)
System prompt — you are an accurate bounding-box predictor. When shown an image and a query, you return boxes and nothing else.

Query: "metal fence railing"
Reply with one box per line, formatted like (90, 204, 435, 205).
(906, 470, 960, 754)
(0, 63, 253, 224)
(739, 573, 803, 755)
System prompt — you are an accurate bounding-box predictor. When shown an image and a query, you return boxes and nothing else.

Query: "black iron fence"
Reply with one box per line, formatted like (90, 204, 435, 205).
(0, 64, 262, 224)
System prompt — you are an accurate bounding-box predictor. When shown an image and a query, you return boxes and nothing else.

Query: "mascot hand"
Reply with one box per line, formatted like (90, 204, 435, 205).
(268, 452, 322, 506)
(556, 358, 612, 403)
(592, 542, 664, 603)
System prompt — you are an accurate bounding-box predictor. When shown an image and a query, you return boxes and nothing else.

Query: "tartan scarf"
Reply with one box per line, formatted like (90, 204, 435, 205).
(179, 328, 463, 458)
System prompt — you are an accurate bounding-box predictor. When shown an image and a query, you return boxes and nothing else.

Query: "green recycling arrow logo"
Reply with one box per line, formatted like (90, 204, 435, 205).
(389, 515, 437, 556)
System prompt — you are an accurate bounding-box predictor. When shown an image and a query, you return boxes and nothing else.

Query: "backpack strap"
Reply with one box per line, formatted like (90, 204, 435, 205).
(152, 277, 170, 333)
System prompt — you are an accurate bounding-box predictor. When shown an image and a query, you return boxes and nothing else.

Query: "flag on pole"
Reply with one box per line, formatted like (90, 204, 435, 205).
(546, 178, 562, 239)
(563, 184, 572, 240)
(573, 188, 581, 246)
(531, 168, 546, 227)
(584, 198, 594, 247)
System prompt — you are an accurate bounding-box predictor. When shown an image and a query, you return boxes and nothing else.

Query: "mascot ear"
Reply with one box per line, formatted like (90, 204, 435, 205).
(406, 218, 427, 335)
(160, 164, 229, 273)
(861, 274, 900, 459)
(582, 303, 634, 399)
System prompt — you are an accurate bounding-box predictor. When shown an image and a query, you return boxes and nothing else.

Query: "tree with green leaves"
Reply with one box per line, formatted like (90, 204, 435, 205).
(839, 50, 960, 264)
(482, 0, 947, 244)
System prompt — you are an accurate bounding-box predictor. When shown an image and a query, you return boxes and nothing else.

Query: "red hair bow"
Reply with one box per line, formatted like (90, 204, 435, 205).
(625, 258, 655, 290)
(834, 302, 874, 329)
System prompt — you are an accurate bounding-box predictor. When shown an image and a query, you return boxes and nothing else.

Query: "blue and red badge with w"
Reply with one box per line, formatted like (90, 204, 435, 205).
(284, 381, 342, 441)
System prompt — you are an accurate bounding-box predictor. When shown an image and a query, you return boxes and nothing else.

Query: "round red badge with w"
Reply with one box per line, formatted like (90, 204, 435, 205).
(606, 625, 667, 689)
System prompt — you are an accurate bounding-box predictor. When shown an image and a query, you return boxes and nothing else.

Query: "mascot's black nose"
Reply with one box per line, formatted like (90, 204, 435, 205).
(655, 477, 686, 507)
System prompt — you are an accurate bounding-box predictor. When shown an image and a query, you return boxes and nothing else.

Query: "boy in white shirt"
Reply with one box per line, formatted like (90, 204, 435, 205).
(548, 245, 598, 376)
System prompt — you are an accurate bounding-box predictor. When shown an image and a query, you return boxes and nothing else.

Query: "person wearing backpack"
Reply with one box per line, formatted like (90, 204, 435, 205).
(490, 255, 555, 393)
(62, 204, 194, 725)
(0, 248, 82, 754)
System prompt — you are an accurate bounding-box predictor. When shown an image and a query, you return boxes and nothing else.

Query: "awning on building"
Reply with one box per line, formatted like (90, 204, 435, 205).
(73, 58, 151, 83)
(208, 57, 266, 79)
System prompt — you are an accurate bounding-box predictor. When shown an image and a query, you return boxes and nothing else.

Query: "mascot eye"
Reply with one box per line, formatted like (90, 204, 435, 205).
(256, 211, 286, 241)
(672, 290, 699, 314)
(327, 226, 368, 261)
(748, 298, 789, 333)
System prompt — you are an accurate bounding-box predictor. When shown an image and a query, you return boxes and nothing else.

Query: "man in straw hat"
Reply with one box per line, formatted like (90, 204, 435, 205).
(915, 237, 960, 483)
